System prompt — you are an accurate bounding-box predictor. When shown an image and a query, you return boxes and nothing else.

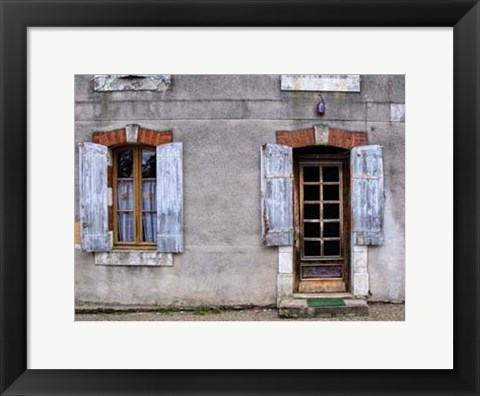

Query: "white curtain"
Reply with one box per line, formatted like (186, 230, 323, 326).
(142, 180, 157, 242)
(117, 180, 134, 241)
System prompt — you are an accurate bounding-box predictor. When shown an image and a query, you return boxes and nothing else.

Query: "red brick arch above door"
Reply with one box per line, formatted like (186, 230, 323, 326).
(276, 125, 367, 149)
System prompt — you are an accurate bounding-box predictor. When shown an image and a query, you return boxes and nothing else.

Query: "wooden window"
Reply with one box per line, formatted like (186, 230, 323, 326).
(113, 145, 157, 249)
(80, 140, 184, 254)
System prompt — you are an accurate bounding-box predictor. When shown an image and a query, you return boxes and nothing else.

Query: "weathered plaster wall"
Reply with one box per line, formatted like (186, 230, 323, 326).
(74, 74, 405, 306)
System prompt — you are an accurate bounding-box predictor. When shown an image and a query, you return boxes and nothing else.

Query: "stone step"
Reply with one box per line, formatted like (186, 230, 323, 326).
(278, 297, 368, 318)
(292, 292, 354, 299)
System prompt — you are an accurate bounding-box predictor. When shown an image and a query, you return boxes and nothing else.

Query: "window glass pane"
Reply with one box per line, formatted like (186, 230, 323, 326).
(323, 203, 339, 219)
(323, 184, 339, 201)
(304, 222, 320, 238)
(142, 150, 156, 178)
(117, 180, 133, 210)
(303, 166, 319, 182)
(304, 241, 320, 257)
(117, 149, 133, 178)
(142, 180, 156, 211)
(322, 166, 339, 182)
(304, 204, 320, 219)
(324, 240, 340, 256)
(303, 185, 320, 201)
(323, 221, 340, 238)
(117, 212, 134, 242)
(142, 213, 157, 242)
(302, 266, 342, 278)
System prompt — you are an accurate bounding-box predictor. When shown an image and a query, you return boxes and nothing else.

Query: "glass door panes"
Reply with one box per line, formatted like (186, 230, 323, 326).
(300, 163, 342, 260)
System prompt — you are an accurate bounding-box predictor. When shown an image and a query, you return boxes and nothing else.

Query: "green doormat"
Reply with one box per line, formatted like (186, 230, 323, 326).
(307, 298, 345, 308)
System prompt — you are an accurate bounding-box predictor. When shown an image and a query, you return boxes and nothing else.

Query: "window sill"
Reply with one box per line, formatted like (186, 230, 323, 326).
(94, 251, 173, 267)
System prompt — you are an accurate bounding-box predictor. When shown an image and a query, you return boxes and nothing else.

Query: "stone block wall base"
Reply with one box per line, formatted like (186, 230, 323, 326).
(276, 273, 294, 305)
(352, 273, 369, 296)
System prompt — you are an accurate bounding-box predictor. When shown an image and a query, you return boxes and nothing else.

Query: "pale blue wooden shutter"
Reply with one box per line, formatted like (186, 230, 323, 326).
(261, 144, 294, 246)
(156, 142, 184, 252)
(351, 145, 384, 245)
(79, 143, 109, 252)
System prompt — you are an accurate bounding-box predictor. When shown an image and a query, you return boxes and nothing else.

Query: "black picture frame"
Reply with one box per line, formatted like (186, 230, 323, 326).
(1, 1, 478, 395)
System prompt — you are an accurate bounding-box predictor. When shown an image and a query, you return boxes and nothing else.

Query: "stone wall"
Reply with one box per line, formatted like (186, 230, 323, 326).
(74, 74, 405, 306)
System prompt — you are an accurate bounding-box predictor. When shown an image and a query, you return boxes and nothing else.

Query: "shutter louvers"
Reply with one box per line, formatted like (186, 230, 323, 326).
(79, 143, 109, 252)
(261, 144, 294, 246)
(156, 142, 184, 252)
(351, 145, 385, 245)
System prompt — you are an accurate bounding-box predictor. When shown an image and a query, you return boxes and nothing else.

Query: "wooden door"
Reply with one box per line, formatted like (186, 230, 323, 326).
(295, 154, 350, 293)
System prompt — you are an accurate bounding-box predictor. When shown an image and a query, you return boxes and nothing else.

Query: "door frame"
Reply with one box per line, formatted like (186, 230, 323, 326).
(293, 151, 351, 293)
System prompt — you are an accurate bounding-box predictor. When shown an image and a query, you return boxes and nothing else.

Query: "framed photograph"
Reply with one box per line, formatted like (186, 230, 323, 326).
(1, 1, 478, 395)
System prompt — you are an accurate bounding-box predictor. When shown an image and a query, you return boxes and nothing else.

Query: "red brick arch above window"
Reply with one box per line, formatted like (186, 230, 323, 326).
(276, 125, 367, 149)
(92, 125, 173, 147)
(92, 128, 127, 146)
(137, 127, 173, 146)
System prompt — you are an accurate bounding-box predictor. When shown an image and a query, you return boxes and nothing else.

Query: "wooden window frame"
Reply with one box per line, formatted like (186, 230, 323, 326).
(112, 144, 156, 250)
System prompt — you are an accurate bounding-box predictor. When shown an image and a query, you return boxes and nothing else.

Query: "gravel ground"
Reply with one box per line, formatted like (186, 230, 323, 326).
(75, 302, 404, 321)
